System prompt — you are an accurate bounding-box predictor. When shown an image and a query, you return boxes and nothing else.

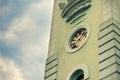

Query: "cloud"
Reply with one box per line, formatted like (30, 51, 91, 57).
(0, 0, 54, 80)
(28, 0, 53, 13)
(26, 0, 53, 25)
(24, 1, 51, 80)
(21, 59, 45, 80)
(0, 13, 38, 45)
(0, 0, 53, 45)
(0, 56, 25, 80)
(0, 31, 17, 43)
(0, 0, 52, 57)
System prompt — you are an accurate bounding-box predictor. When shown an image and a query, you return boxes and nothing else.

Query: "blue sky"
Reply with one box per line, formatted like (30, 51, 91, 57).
(0, 0, 54, 80)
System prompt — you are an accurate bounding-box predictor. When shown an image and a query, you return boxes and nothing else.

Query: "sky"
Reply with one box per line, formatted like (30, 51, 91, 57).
(0, 0, 54, 80)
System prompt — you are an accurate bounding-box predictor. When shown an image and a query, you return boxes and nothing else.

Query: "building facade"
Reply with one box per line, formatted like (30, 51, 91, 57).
(44, 0, 120, 80)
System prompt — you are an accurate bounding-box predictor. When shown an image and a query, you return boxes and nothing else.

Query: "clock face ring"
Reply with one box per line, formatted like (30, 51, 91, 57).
(65, 25, 90, 53)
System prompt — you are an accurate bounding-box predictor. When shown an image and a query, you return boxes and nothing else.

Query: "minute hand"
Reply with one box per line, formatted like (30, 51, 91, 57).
(75, 31, 84, 46)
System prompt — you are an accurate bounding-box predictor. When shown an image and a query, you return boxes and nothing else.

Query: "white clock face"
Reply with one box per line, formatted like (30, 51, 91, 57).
(65, 25, 90, 53)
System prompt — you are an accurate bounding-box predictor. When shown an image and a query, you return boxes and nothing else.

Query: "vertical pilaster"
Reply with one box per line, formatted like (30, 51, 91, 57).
(44, 0, 61, 80)
(98, 19, 120, 80)
(98, 0, 120, 80)
(48, 0, 60, 57)
(44, 54, 58, 80)
(103, 0, 120, 22)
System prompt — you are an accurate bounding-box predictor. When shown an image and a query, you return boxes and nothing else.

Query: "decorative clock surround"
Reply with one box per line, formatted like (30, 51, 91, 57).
(65, 25, 90, 53)
(59, 0, 92, 24)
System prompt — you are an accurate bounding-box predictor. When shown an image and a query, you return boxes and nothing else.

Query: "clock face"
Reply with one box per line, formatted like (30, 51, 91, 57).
(70, 28, 87, 49)
(65, 25, 90, 53)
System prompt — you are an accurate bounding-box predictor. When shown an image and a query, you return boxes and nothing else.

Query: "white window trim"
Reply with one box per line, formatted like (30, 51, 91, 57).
(66, 64, 89, 80)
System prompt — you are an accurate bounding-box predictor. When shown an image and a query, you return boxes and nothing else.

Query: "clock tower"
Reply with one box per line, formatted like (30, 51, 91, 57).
(44, 0, 120, 80)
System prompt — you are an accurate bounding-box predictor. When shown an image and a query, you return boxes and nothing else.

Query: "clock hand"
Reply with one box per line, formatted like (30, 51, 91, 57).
(75, 31, 85, 46)
(75, 32, 82, 44)
(77, 30, 87, 46)
(71, 36, 79, 49)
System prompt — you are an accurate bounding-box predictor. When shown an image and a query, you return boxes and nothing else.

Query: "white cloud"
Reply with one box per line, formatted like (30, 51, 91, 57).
(10, 14, 37, 33)
(0, 56, 25, 80)
(21, 59, 45, 80)
(0, 0, 54, 80)
(0, 0, 51, 56)
(0, 13, 38, 45)
(0, 31, 17, 43)
(0, 0, 53, 45)
(28, 0, 53, 13)
(21, 43, 42, 55)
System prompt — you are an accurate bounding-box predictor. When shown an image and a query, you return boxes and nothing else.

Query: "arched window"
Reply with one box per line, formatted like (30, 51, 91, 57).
(70, 69, 84, 80)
